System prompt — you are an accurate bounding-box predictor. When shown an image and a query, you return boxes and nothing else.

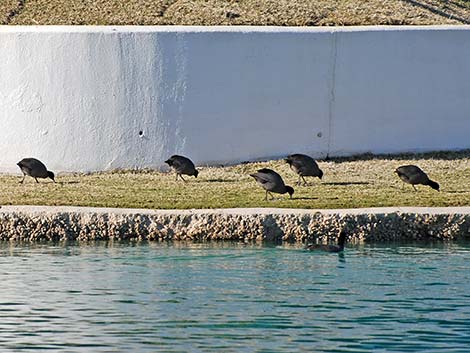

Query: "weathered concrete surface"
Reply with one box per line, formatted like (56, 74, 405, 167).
(1, 206, 470, 242)
(2, 26, 470, 173)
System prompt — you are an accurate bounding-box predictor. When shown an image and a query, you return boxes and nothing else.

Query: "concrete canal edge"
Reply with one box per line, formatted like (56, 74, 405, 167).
(1, 206, 470, 242)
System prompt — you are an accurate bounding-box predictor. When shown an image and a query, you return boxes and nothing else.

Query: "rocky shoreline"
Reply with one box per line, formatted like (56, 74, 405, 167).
(1, 206, 470, 242)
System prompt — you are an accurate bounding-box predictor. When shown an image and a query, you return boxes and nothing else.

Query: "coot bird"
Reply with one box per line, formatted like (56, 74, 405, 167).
(305, 231, 347, 253)
(165, 155, 199, 181)
(395, 165, 439, 191)
(17, 158, 55, 183)
(285, 154, 323, 185)
(249, 168, 294, 200)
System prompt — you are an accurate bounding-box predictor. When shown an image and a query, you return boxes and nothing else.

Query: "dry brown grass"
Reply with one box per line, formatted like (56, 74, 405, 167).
(4, 0, 469, 26)
(1, 151, 470, 210)
(6, 0, 174, 25)
(0, 0, 20, 24)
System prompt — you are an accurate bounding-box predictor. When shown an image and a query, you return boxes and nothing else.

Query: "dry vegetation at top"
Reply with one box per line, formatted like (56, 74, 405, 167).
(1, 151, 470, 210)
(1, 0, 470, 25)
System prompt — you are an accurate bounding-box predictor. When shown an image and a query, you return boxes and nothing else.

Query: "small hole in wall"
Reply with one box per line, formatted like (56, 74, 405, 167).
(138, 130, 144, 137)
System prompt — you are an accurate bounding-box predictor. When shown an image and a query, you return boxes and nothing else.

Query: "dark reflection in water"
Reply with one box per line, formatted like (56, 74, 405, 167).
(0, 241, 469, 352)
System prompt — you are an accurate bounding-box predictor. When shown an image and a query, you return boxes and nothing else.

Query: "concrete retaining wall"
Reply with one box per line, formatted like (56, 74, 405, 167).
(1, 206, 470, 242)
(1, 26, 470, 173)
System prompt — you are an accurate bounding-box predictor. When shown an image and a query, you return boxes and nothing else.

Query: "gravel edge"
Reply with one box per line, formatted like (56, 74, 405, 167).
(1, 206, 470, 242)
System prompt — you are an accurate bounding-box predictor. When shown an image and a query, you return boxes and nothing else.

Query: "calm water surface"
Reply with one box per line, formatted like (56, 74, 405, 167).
(0, 241, 469, 352)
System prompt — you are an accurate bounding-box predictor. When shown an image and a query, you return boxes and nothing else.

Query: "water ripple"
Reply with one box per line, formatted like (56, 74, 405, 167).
(0, 241, 469, 352)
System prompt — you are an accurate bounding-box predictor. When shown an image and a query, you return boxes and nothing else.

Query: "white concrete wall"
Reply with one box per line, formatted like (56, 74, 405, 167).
(0, 26, 469, 173)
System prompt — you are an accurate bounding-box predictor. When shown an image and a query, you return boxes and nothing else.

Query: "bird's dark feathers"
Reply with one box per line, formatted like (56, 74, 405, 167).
(257, 168, 277, 175)
(285, 153, 323, 179)
(250, 168, 293, 199)
(306, 231, 347, 253)
(165, 155, 198, 177)
(250, 168, 281, 183)
(17, 158, 50, 179)
(17, 161, 32, 173)
(395, 164, 439, 191)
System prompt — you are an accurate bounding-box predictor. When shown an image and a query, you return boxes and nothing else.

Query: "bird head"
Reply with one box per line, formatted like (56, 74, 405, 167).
(47, 171, 55, 182)
(285, 186, 295, 198)
(429, 180, 440, 191)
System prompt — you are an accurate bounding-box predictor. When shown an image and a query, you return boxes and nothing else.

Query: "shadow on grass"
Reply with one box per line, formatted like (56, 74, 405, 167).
(257, 197, 318, 201)
(322, 182, 369, 186)
(293, 182, 325, 187)
(390, 185, 454, 194)
(205, 179, 238, 183)
(388, 185, 409, 191)
(390, 185, 440, 192)
(58, 181, 80, 185)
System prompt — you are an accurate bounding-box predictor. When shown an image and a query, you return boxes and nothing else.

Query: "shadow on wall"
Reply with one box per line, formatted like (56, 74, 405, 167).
(324, 149, 470, 164)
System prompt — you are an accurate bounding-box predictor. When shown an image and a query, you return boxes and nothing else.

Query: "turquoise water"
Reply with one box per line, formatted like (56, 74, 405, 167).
(0, 241, 469, 352)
